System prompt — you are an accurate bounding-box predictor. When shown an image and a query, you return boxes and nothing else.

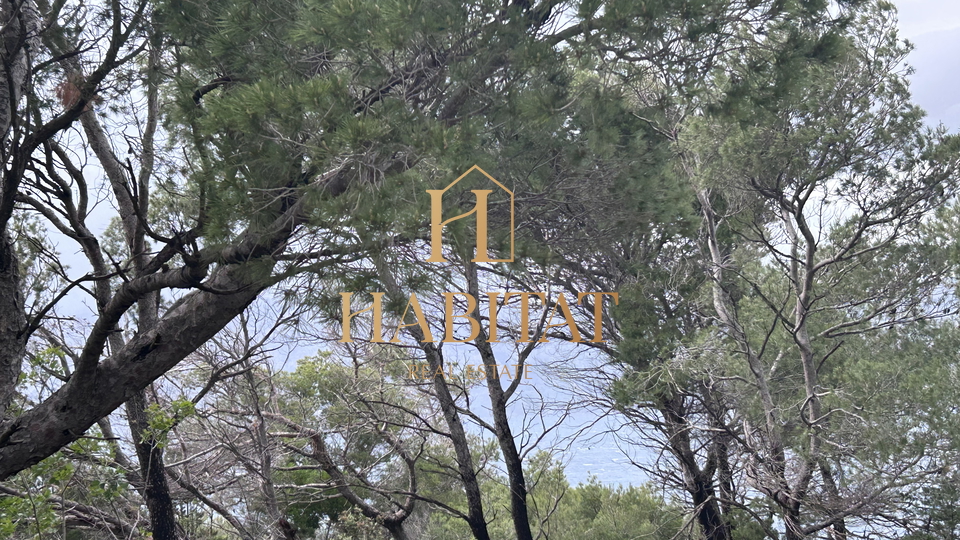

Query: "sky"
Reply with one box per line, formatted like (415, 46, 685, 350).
(894, 0, 960, 130)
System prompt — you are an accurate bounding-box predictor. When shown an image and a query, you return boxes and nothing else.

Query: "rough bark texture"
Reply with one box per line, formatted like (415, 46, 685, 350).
(0, 255, 276, 478)
(424, 345, 490, 540)
(385, 522, 411, 540)
(0, 233, 25, 419)
(0, 0, 38, 148)
(127, 388, 181, 540)
(0, 0, 39, 421)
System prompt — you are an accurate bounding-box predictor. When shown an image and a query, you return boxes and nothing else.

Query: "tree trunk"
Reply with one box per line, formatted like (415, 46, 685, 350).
(467, 261, 533, 540)
(0, 234, 25, 420)
(379, 264, 491, 540)
(75, 41, 183, 534)
(386, 522, 411, 540)
(0, 0, 39, 421)
(0, 257, 275, 478)
(784, 506, 804, 540)
(691, 480, 732, 540)
(0, 0, 39, 148)
(421, 341, 491, 540)
(127, 388, 181, 540)
(660, 393, 732, 540)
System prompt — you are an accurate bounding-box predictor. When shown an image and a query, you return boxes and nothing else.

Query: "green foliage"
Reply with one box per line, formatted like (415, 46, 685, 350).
(419, 452, 690, 540)
(0, 444, 133, 539)
(9, 0, 950, 538)
(551, 479, 688, 540)
(599, 2, 960, 538)
(145, 398, 196, 446)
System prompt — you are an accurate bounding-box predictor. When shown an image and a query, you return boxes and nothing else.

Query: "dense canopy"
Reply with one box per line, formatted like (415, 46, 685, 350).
(0, 0, 958, 539)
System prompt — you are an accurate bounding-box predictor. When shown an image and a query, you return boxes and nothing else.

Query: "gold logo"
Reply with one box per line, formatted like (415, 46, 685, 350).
(338, 167, 619, 346)
(426, 165, 514, 263)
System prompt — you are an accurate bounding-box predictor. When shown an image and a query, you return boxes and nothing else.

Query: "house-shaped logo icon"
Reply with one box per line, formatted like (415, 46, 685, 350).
(426, 165, 515, 263)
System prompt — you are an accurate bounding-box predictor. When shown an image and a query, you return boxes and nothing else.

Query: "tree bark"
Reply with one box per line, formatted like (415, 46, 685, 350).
(466, 261, 534, 540)
(0, 251, 276, 478)
(660, 393, 732, 540)
(0, 233, 25, 419)
(68, 31, 184, 535)
(127, 388, 181, 540)
(419, 340, 491, 540)
(0, 0, 39, 421)
(386, 522, 411, 540)
(0, 0, 39, 149)
(379, 263, 491, 540)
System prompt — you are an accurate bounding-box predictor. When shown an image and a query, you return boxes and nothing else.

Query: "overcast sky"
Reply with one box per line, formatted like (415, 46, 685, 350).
(894, 0, 960, 129)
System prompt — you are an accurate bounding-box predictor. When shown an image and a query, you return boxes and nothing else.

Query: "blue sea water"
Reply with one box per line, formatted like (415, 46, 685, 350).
(549, 431, 650, 487)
